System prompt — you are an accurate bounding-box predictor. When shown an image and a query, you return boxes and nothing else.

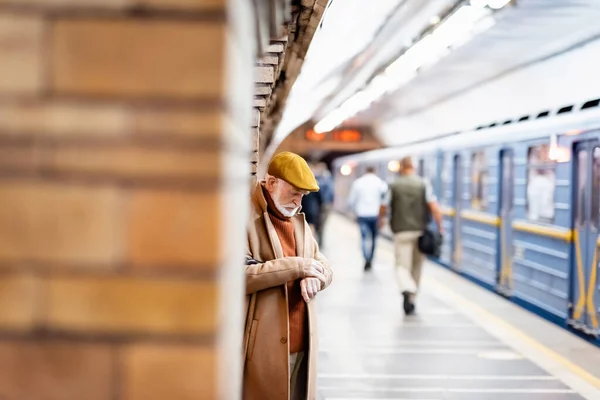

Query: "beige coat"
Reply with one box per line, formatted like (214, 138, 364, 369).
(243, 183, 333, 400)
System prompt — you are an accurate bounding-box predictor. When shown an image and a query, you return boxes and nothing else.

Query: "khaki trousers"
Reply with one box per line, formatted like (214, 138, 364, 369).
(394, 231, 424, 294)
(289, 351, 306, 400)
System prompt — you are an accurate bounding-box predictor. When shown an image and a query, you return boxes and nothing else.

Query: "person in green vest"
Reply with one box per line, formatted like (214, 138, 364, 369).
(388, 156, 443, 315)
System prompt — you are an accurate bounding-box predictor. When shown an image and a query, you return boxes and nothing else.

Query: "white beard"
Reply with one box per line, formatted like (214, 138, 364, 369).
(274, 202, 299, 218)
(272, 189, 299, 217)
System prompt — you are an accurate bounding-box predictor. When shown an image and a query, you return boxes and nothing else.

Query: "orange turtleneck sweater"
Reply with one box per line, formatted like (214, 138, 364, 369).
(263, 186, 307, 354)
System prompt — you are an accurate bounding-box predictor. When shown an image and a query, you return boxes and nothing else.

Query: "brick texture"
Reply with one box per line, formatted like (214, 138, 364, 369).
(0, 272, 40, 331)
(41, 146, 221, 179)
(0, 102, 130, 137)
(0, 182, 124, 266)
(0, 0, 128, 6)
(0, 15, 44, 93)
(0, 0, 262, 397)
(133, 109, 226, 138)
(0, 0, 224, 10)
(127, 191, 222, 268)
(123, 344, 216, 400)
(0, 341, 113, 400)
(52, 20, 226, 98)
(254, 66, 275, 84)
(0, 102, 228, 138)
(252, 126, 260, 152)
(45, 276, 217, 335)
(137, 0, 224, 9)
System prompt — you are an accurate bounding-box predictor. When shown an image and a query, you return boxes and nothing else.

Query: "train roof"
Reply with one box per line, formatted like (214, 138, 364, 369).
(334, 108, 600, 165)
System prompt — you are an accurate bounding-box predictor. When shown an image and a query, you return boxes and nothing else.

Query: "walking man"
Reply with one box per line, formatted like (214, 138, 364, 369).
(348, 166, 388, 271)
(244, 151, 333, 400)
(389, 156, 443, 314)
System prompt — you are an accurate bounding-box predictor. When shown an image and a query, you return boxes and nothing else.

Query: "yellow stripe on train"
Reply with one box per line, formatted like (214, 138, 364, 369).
(512, 220, 572, 242)
(460, 210, 501, 226)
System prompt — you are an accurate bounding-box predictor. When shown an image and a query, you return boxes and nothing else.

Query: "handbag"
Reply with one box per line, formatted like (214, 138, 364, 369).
(417, 182, 443, 257)
(418, 229, 442, 258)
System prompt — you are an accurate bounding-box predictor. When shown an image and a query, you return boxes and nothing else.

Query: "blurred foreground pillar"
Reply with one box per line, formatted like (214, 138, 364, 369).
(0, 1, 257, 398)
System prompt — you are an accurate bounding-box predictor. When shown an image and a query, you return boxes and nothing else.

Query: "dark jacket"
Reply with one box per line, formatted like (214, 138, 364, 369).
(301, 191, 322, 225)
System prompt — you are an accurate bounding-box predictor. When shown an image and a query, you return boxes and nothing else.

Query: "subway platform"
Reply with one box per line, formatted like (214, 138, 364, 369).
(315, 215, 600, 400)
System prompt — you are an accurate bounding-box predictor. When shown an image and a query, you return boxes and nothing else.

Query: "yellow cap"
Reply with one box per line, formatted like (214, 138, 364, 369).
(267, 152, 320, 192)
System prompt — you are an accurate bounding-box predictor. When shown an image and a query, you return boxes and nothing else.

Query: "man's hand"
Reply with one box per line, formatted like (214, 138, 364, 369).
(300, 278, 321, 303)
(378, 205, 387, 229)
(301, 259, 327, 286)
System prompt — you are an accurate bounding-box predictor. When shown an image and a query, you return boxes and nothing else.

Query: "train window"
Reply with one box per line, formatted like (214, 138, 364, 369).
(418, 155, 438, 198)
(441, 155, 450, 204)
(427, 155, 438, 198)
(526, 144, 556, 223)
(471, 150, 488, 211)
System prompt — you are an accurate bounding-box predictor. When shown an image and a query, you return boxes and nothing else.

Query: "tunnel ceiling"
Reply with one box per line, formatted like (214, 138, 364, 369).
(269, 0, 600, 151)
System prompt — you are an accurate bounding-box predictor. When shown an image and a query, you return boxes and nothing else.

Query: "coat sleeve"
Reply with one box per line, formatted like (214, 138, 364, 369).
(245, 252, 307, 295)
(307, 221, 333, 290)
(316, 248, 332, 291)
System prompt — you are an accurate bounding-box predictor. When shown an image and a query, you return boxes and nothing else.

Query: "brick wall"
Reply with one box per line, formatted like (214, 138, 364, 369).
(257, 0, 330, 161)
(0, 0, 255, 399)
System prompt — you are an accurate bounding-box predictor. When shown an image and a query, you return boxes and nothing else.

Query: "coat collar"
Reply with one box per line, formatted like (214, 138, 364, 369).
(251, 181, 269, 213)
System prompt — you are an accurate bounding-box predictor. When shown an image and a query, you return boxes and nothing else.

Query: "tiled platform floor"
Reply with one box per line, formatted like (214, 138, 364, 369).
(315, 215, 600, 400)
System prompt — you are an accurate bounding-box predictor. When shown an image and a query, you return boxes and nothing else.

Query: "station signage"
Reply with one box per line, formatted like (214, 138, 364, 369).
(305, 129, 363, 143)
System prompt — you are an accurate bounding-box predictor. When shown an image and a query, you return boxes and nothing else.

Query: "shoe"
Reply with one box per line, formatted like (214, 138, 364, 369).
(364, 261, 372, 271)
(402, 292, 415, 315)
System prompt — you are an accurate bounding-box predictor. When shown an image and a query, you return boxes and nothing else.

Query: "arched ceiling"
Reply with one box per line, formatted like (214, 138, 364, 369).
(268, 0, 600, 153)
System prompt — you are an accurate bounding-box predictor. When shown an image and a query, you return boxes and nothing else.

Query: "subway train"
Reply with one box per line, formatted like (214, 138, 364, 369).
(332, 101, 600, 345)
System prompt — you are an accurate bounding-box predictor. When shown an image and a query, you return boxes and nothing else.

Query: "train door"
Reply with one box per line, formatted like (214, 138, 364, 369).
(571, 140, 600, 335)
(498, 149, 514, 295)
(452, 154, 462, 268)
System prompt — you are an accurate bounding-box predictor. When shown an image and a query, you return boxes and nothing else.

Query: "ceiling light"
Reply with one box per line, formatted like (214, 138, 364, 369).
(314, 2, 500, 134)
(340, 164, 352, 176)
(388, 160, 400, 172)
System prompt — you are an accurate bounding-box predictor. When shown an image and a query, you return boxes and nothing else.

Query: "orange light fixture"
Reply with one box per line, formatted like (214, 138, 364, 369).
(305, 129, 325, 142)
(332, 129, 362, 142)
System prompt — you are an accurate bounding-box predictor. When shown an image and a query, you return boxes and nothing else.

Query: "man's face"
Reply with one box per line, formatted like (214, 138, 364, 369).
(266, 177, 308, 217)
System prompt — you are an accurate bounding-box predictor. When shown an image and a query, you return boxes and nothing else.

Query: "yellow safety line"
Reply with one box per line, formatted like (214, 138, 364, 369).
(430, 278, 600, 391)
(507, 223, 513, 288)
(586, 245, 599, 329)
(503, 221, 513, 290)
(574, 230, 587, 320)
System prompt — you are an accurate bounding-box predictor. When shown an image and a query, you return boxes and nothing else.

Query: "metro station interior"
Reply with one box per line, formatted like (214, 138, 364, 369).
(2, 0, 600, 399)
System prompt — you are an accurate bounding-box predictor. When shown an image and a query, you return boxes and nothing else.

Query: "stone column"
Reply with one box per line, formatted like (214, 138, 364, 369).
(0, 0, 255, 399)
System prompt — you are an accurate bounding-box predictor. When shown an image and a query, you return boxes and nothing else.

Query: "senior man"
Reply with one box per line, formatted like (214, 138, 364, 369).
(243, 151, 333, 400)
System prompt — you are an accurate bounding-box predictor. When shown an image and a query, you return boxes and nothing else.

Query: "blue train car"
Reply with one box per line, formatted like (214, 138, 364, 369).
(333, 107, 600, 344)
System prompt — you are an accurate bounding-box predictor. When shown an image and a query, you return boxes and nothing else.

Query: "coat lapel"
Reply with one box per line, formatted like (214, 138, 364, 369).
(293, 215, 306, 258)
(263, 212, 284, 259)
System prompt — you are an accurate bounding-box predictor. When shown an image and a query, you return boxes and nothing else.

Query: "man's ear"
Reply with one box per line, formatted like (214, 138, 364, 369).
(265, 175, 277, 191)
